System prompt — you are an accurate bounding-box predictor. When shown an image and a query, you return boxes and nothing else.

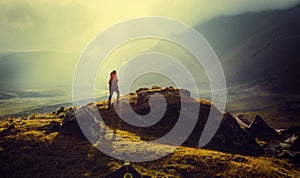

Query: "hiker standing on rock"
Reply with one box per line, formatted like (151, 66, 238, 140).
(108, 70, 120, 109)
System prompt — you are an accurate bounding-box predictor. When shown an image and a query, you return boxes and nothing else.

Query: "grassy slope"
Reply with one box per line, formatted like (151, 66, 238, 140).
(0, 111, 299, 177)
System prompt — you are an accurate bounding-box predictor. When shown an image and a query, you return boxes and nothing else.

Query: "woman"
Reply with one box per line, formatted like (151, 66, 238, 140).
(108, 70, 120, 109)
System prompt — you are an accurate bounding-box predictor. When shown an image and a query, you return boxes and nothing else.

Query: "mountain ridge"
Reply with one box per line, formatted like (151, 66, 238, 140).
(197, 4, 300, 92)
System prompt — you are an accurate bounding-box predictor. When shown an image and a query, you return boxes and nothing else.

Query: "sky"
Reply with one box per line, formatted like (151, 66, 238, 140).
(1, 0, 300, 53)
(0, 0, 299, 115)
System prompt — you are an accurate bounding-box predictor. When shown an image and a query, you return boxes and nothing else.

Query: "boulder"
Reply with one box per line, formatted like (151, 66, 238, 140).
(187, 113, 264, 156)
(247, 115, 279, 141)
(260, 124, 300, 165)
(263, 134, 300, 165)
(61, 106, 100, 143)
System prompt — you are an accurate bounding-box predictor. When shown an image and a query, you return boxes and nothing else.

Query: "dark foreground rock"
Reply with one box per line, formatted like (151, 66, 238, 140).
(263, 126, 300, 166)
(234, 114, 251, 128)
(202, 113, 264, 156)
(247, 115, 279, 141)
(61, 106, 100, 143)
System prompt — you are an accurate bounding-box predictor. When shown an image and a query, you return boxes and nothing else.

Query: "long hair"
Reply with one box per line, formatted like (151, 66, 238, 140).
(110, 70, 117, 77)
(109, 70, 117, 86)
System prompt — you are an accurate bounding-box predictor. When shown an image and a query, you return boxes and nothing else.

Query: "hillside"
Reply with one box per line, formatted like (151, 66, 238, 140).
(0, 87, 299, 177)
(197, 4, 300, 93)
(196, 5, 300, 124)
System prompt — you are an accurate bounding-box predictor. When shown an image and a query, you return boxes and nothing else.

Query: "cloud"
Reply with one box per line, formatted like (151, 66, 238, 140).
(0, 0, 299, 52)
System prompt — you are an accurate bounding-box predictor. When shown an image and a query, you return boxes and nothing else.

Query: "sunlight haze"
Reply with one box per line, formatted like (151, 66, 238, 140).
(1, 0, 299, 52)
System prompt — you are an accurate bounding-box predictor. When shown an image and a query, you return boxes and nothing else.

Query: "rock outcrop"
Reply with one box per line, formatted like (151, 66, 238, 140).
(264, 126, 300, 165)
(59, 86, 265, 156)
(202, 113, 264, 156)
(247, 115, 279, 141)
(98, 87, 264, 156)
(234, 114, 251, 128)
(61, 106, 100, 143)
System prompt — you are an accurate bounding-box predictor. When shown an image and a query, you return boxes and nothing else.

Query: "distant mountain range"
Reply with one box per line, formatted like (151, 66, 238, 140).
(197, 4, 300, 94)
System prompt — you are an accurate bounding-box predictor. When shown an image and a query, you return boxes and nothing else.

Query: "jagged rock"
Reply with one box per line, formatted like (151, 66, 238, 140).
(61, 106, 100, 143)
(261, 124, 300, 165)
(263, 139, 284, 155)
(263, 134, 300, 165)
(236, 114, 251, 126)
(187, 113, 264, 156)
(247, 115, 279, 141)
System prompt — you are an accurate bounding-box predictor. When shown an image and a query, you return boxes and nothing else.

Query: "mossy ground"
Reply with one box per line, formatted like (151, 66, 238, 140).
(0, 114, 299, 177)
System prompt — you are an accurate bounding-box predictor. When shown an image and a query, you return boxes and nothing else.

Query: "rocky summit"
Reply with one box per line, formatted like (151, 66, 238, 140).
(247, 115, 279, 141)
(0, 86, 299, 177)
(62, 86, 263, 156)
